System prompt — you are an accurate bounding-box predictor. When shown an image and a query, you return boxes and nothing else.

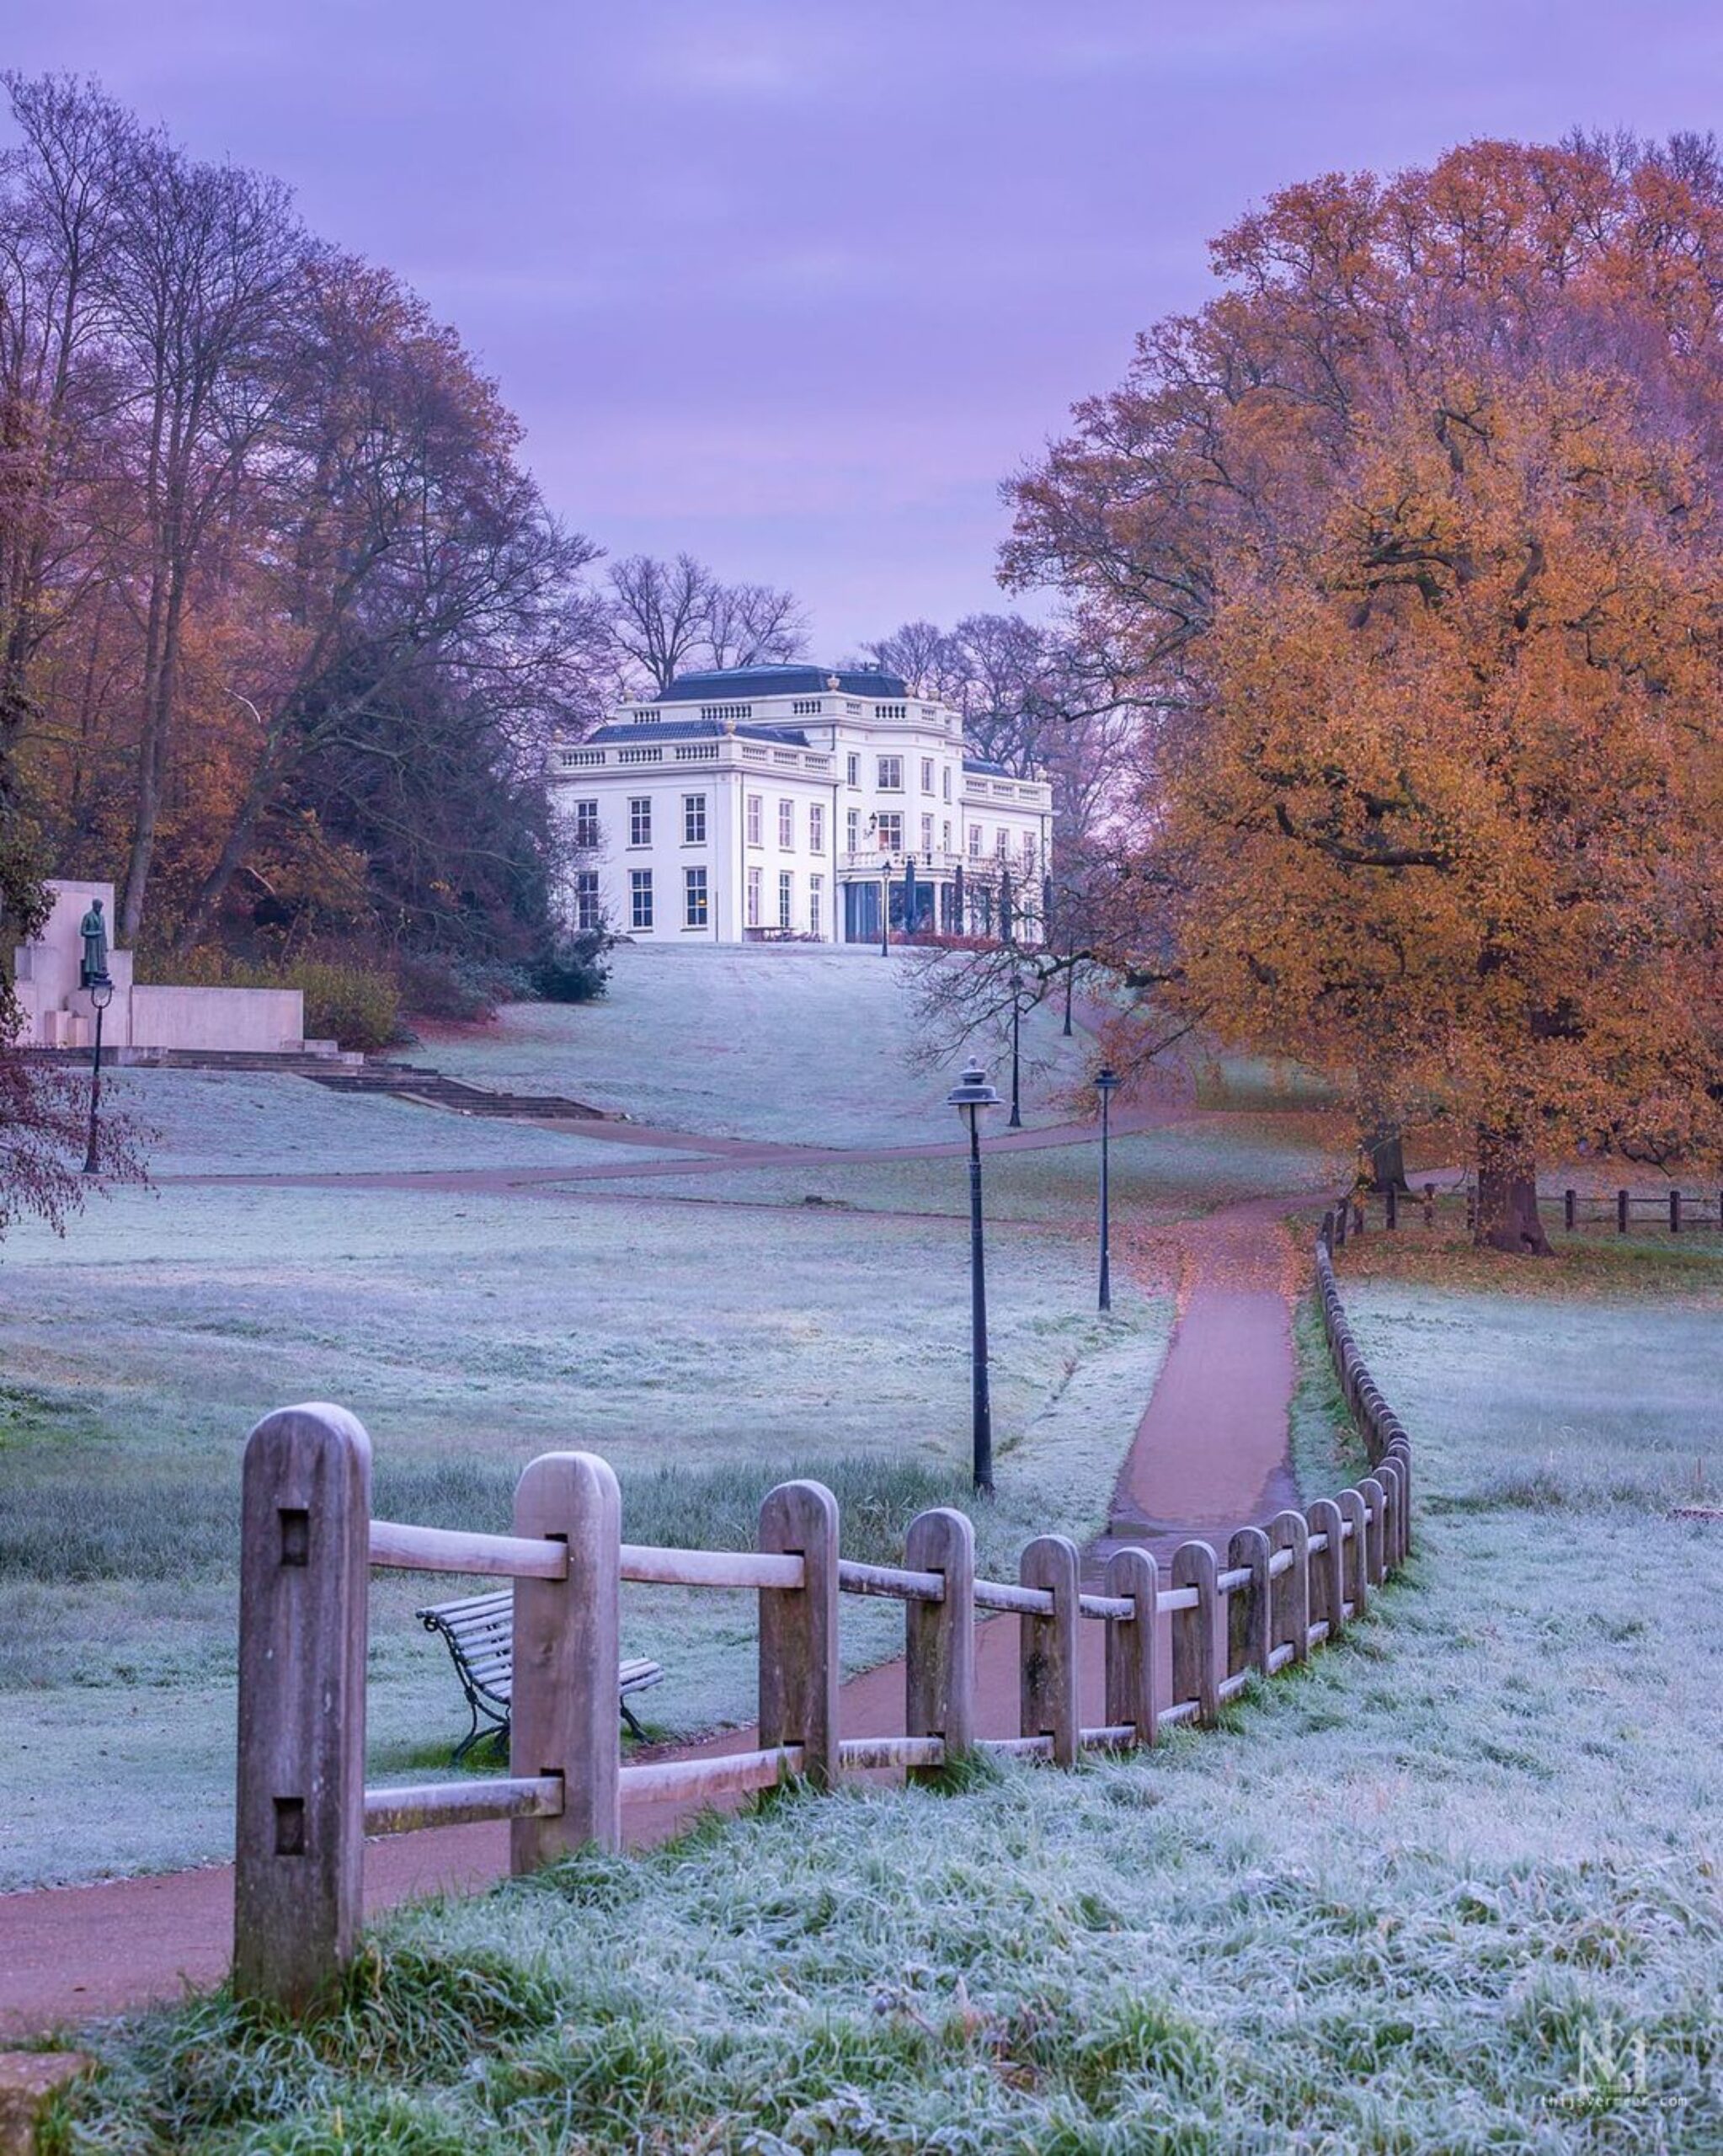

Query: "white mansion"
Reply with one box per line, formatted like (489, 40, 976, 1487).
(552, 664, 1054, 947)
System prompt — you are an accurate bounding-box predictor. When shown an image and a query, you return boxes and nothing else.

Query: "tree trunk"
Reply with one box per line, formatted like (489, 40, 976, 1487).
(1475, 1125, 1550, 1255)
(1365, 1126, 1410, 1193)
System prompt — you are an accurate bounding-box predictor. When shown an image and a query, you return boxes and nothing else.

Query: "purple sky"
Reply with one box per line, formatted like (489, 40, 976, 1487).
(7, 2, 1721, 654)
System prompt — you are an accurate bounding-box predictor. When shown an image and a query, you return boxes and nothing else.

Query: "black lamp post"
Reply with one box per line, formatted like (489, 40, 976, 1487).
(1007, 962, 1024, 1129)
(880, 856, 890, 957)
(947, 1062, 1001, 1493)
(82, 973, 115, 1175)
(1096, 1065, 1119, 1311)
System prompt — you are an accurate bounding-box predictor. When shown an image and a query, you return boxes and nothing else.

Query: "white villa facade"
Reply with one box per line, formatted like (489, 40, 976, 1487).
(551, 665, 1054, 947)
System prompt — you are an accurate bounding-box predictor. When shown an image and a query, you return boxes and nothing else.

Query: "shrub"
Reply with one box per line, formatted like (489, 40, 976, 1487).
(394, 953, 532, 1025)
(289, 961, 400, 1054)
(530, 929, 610, 1004)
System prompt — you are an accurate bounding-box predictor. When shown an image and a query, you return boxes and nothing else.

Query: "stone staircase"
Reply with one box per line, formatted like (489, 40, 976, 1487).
(302, 1060, 604, 1121)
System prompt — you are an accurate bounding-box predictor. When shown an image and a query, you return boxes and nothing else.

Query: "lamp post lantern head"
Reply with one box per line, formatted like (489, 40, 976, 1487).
(1095, 1066, 1120, 1098)
(88, 974, 115, 1011)
(947, 1063, 1001, 1135)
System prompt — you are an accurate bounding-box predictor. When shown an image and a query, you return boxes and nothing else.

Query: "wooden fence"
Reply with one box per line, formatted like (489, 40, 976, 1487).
(1336, 1183, 1722, 1237)
(233, 1223, 1410, 2012)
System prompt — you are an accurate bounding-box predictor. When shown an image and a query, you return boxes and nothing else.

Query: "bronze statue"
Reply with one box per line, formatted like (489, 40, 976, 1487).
(78, 898, 109, 989)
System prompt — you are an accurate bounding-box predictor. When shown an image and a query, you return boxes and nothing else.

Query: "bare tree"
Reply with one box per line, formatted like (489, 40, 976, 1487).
(861, 618, 963, 699)
(606, 552, 712, 692)
(701, 577, 807, 670)
(606, 553, 807, 691)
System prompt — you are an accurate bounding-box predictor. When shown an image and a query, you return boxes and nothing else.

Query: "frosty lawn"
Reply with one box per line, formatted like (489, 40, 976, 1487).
(97, 1066, 682, 1177)
(0, 1167, 1169, 1889)
(54, 1241, 1723, 2151)
(427, 942, 1093, 1145)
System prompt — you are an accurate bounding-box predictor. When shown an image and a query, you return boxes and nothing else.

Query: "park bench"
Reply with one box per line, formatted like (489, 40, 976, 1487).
(417, 1589, 664, 1764)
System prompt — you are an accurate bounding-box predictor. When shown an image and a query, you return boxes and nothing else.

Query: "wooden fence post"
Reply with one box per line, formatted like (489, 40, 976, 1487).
(904, 1507, 974, 1782)
(1385, 1186, 1398, 1230)
(1359, 1476, 1387, 1587)
(1374, 1452, 1399, 1570)
(1306, 1497, 1345, 1644)
(1225, 1524, 1270, 1685)
(1336, 1487, 1368, 1621)
(1333, 1201, 1347, 1249)
(512, 1451, 621, 1866)
(1019, 1534, 1080, 1765)
(1671, 1190, 1681, 1235)
(1267, 1509, 1310, 1669)
(1170, 1540, 1219, 1726)
(1385, 1437, 1412, 1556)
(1564, 1188, 1576, 1230)
(1618, 1189, 1629, 1235)
(1104, 1547, 1159, 1748)
(1423, 1182, 1435, 1228)
(760, 1481, 840, 1790)
(233, 1403, 371, 2012)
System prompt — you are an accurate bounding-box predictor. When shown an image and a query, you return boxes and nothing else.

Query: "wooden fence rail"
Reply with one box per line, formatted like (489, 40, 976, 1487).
(1342, 1183, 1723, 1237)
(234, 1220, 1411, 2012)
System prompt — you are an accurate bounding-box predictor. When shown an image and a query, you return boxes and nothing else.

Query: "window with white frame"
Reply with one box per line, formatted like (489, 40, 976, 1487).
(1022, 833, 1037, 871)
(777, 798, 794, 848)
(746, 794, 762, 846)
(876, 811, 903, 850)
(684, 866, 708, 927)
(878, 755, 903, 791)
(942, 766, 952, 802)
(846, 753, 860, 786)
(995, 828, 1008, 857)
(629, 869, 653, 930)
(573, 870, 600, 931)
(968, 825, 982, 857)
(846, 808, 860, 851)
(920, 757, 934, 793)
(942, 819, 952, 852)
(809, 803, 824, 851)
(920, 814, 934, 854)
(809, 874, 824, 937)
(777, 870, 793, 929)
(746, 867, 762, 926)
(683, 793, 707, 844)
(573, 798, 600, 847)
(628, 796, 652, 846)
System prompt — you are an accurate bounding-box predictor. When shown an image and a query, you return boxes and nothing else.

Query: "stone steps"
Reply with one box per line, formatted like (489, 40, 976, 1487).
(303, 1063, 604, 1121)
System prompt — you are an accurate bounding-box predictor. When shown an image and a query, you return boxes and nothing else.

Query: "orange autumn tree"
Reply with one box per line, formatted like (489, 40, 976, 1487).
(1008, 137, 1723, 1251)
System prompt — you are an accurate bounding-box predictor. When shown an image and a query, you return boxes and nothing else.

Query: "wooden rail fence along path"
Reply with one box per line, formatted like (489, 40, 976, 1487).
(234, 1220, 1412, 2013)
(1345, 1183, 1723, 1237)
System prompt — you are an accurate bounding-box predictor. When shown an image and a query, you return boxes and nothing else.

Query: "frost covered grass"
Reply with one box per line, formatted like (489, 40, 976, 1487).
(0, 1175, 1167, 1887)
(43, 1243, 1723, 2148)
(585, 1114, 1347, 1225)
(97, 1067, 665, 1177)
(427, 943, 1092, 1144)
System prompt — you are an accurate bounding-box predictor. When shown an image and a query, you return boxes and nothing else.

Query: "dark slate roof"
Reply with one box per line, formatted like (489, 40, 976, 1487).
(963, 755, 1011, 777)
(656, 664, 910, 703)
(587, 718, 811, 748)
